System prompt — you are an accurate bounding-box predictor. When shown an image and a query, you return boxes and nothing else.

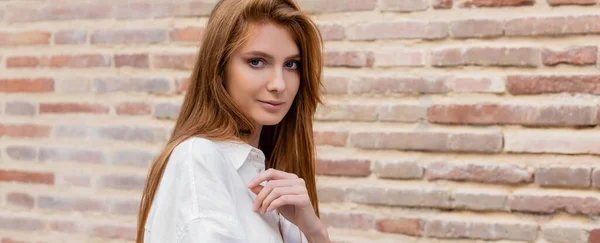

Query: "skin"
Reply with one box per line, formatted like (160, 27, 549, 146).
(224, 21, 330, 243)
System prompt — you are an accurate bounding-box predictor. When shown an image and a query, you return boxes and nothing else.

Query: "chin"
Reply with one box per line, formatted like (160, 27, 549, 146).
(253, 112, 287, 126)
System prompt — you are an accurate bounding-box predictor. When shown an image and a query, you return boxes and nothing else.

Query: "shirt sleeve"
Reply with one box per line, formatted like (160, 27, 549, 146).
(280, 214, 308, 243)
(175, 138, 248, 243)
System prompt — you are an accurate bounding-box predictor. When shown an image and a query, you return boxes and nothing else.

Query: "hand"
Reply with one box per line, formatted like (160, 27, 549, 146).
(247, 168, 325, 238)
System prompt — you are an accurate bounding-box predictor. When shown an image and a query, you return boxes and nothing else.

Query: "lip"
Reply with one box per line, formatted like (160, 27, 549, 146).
(259, 100, 284, 112)
(259, 100, 284, 105)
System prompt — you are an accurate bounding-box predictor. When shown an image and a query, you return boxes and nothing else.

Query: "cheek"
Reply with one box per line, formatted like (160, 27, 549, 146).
(285, 72, 301, 95)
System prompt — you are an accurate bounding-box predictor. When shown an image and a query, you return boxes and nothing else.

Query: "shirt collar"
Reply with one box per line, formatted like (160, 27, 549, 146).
(214, 140, 266, 171)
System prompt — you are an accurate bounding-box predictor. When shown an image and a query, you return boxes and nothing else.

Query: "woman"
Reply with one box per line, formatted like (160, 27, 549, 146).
(136, 0, 330, 242)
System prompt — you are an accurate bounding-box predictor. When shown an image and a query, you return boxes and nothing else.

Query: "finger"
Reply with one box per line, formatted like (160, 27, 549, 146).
(253, 179, 298, 211)
(260, 186, 304, 214)
(250, 185, 263, 195)
(248, 168, 298, 188)
(266, 194, 308, 213)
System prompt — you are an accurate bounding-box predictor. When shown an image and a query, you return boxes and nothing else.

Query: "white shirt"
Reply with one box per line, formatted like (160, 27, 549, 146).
(144, 136, 308, 243)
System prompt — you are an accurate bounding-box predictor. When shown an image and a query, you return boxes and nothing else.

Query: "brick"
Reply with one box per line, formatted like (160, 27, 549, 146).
(317, 23, 345, 41)
(427, 104, 597, 126)
(298, 0, 377, 13)
(97, 126, 167, 143)
(373, 49, 424, 67)
(0, 216, 44, 231)
(5, 101, 36, 116)
(433, 0, 453, 8)
(543, 224, 589, 243)
(38, 195, 106, 212)
(316, 158, 371, 177)
(350, 76, 449, 94)
(97, 174, 146, 190)
(113, 2, 172, 19)
(93, 77, 171, 94)
(6, 192, 34, 209)
(320, 210, 375, 229)
(432, 47, 539, 67)
(0, 31, 50, 46)
(424, 218, 537, 241)
(423, 219, 468, 238)
(88, 225, 136, 240)
(0, 124, 51, 138)
(5, 146, 36, 161)
(505, 15, 600, 36)
(111, 199, 140, 215)
(5, 56, 40, 68)
(425, 162, 532, 184)
(56, 173, 91, 187)
(314, 130, 347, 146)
(39, 102, 109, 114)
(92, 29, 167, 45)
(462, 0, 534, 7)
(321, 75, 348, 94)
(54, 30, 87, 45)
(373, 160, 423, 179)
(350, 185, 452, 208)
(50, 220, 79, 233)
(380, 0, 428, 12)
(449, 76, 505, 93)
(169, 27, 204, 42)
(453, 190, 507, 211)
(0, 169, 54, 184)
(591, 229, 600, 243)
(450, 19, 503, 38)
(54, 78, 90, 94)
(324, 50, 374, 68)
(114, 54, 149, 68)
(0, 78, 54, 92)
(507, 75, 600, 95)
(535, 166, 591, 188)
(5, 3, 112, 23)
(315, 103, 378, 121)
(116, 102, 152, 116)
(505, 130, 600, 155)
(547, 0, 596, 5)
(542, 46, 597, 66)
(347, 21, 448, 40)
(39, 147, 106, 164)
(152, 54, 197, 70)
(1, 238, 29, 243)
(594, 169, 600, 188)
(111, 150, 155, 168)
(349, 130, 502, 153)
(378, 104, 427, 122)
(509, 190, 600, 214)
(376, 217, 422, 236)
(317, 185, 347, 202)
(49, 54, 111, 68)
(154, 102, 181, 120)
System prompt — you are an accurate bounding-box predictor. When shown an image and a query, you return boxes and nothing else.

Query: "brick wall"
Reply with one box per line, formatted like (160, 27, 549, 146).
(0, 0, 599, 242)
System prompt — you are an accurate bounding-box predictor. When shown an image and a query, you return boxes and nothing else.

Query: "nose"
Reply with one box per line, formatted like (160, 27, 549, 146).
(266, 68, 286, 93)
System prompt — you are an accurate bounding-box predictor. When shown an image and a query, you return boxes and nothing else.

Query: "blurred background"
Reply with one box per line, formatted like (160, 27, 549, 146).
(1, 0, 600, 242)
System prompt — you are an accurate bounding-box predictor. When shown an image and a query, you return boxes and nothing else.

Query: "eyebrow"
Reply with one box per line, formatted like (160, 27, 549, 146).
(243, 51, 300, 60)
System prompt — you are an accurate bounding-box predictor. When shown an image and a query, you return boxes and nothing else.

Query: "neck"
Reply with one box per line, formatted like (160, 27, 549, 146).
(247, 125, 262, 148)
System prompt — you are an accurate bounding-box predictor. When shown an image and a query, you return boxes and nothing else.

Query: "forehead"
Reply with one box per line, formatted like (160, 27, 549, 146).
(238, 21, 299, 57)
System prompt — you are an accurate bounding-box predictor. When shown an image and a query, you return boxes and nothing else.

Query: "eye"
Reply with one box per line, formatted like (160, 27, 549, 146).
(285, 60, 300, 70)
(248, 59, 266, 68)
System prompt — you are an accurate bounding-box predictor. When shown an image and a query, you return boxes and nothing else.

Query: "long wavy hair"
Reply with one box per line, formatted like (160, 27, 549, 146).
(136, 0, 323, 241)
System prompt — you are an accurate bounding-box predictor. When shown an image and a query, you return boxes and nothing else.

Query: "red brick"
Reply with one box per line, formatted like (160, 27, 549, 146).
(316, 158, 371, 177)
(314, 130, 347, 146)
(350, 185, 452, 208)
(299, 0, 377, 13)
(425, 162, 532, 184)
(317, 23, 345, 41)
(114, 54, 149, 68)
(450, 19, 503, 38)
(92, 29, 167, 45)
(535, 166, 591, 188)
(5, 3, 112, 23)
(427, 104, 597, 126)
(116, 102, 151, 116)
(505, 15, 600, 36)
(0, 216, 44, 231)
(373, 49, 424, 67)
(152, 54, 197, 70)
(97, 175, 146, 190)
(93, 77, 171, 94)
(5, 101, 36, 116)
(315, 103, 378, 121)
(6, 56, 40, 68)
(591, 229, 600, 243)
(39, 102, 109, 114)
(0, 78, 54, 92)
(169, 27, 204, 42)
(462, 0, 534, 7)
(347, 21, 448, 40)
(433, 0, 453, 8)
(376, 217, 423, 236)
(594, 169, 600, 189)
(0, 124, 51, 138)
(89, 225, 136, 240)
(547, 0, 596, 5)
(542, 46, 597, 66)
(324, 50, 374, 68)
(49, 54, 111, 68)
(380, 0, 428, 12)
(54, 30, 87, 45)
(453, 190, 507, 211)
(507, 75, 600, 95)
(0, 169, 54, 184)
(38, 195, 106, 212)
(350, 76, 449, 94)
(374, 160, 423, 179)
(6, 192, 34, 209)
(509, 190, 600, 214)
(1, 238, 29, 243)
(432, 47, 539, 67)
(39, 147, 106, 164)
(349, 130, 502, 153)
(0, 31, 50, 46)
(320, 210, 375, 229)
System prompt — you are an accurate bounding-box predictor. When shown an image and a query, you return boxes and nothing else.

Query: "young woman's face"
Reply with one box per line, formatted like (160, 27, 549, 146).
(225, 21, 301, 127)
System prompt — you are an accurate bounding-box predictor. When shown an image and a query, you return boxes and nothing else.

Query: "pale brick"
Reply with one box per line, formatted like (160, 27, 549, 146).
(509, 190, 600, 214)
(347, 21, 448, 40)
(5, 146, 36, 161)
(5, 101, 36, 116)
(425, 162, 532, 184)
(350, 76, 449, 94)
(453, 190, 507, 211)
(543, 46, 597, 66)
(315, 103, 378, 121)
(543, 224, 589, 243)
(373, 160, 423, 179)
(450, 19, 504, 38)
(154, 102, 181, 120)
(380, 0, 428, 12)
(320, 210, 375, 230)
(317, 185, 347, 202)
(378, 104, 427, 122)
(505, 130, 600, 155)
(535, 166, 591, 188)
(350, 185, 452, 208)
(373, 49, 424, 67)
